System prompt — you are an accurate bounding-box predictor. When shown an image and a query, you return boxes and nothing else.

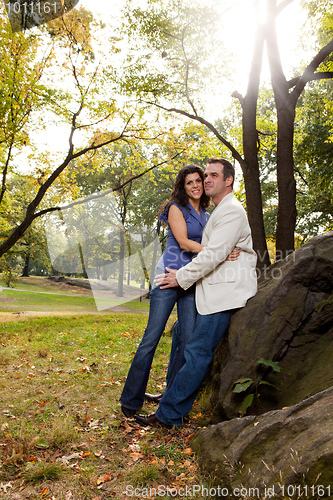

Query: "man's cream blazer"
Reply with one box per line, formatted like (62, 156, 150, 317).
(176, 192, 258, 315)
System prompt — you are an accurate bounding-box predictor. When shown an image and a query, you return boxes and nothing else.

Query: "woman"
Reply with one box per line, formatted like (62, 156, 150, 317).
(120, 164, 235, 417)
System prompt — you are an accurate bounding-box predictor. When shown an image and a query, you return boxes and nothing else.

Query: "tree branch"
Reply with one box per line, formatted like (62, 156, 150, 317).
(142, 100, 243, 164)
(0, 143, 14, 205)
(32, 147, 189, 218)
(290, 38, 333, 103)
(287, 71, 333, 89)
(231, 90, 244, 106)
(0, 112, 135, 257)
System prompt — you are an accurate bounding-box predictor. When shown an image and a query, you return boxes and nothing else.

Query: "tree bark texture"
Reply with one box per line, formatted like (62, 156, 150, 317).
(240, 16, 271, 269)
(266, 0, 297, 258)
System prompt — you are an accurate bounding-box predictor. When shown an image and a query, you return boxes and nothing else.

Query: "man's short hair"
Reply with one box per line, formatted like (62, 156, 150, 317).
(207, 157, 235, 189)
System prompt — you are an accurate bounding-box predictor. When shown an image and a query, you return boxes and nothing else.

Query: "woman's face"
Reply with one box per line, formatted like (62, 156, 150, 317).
(184, 172, 204, 201)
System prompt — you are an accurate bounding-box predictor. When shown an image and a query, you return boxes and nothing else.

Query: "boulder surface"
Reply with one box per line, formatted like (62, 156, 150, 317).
(208, 231, 333, 421)
(192, 386, 333, 496)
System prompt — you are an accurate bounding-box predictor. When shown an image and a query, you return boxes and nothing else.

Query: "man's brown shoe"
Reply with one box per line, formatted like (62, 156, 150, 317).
(134, 413, 172, 429)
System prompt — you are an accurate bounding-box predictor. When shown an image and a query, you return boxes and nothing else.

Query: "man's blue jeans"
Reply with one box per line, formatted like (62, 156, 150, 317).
(120, 284, 196, 411)
(155, 310, 232, 427)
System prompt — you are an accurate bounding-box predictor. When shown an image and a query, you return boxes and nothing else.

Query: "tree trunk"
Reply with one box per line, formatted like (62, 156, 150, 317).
(266, 0, 297, 259)
(241, 158, 271, 270)
(78, 243, 88, 279)
(117, 228, 125, 297)
(237, 14, 271, 271)
(21, 254, 30, 277)
(275, 106, 297, 258)
(242, 92, 271, 270)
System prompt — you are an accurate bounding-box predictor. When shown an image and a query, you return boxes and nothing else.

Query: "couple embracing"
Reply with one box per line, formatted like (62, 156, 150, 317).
(120, 157, 258, 428)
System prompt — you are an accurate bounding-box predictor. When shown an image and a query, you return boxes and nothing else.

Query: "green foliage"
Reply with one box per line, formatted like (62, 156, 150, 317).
(257, 357, 281, 372)
(233, 377, 253, 393)
(0, 6, 155, 260)
(294, 81, 333, 240)
(119, 0, 230, 108)
(0, 257, 19, 288)
(302, 0, 333, 48)
(58, 123, 221, 288)
(0, 173, 55, 276)
(239, 394, 255, 417)
(0, 19, 44, 151)
(233, 358, 281, 416)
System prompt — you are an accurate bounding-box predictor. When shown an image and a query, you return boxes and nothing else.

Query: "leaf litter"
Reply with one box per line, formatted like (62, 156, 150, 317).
(0, 314, 209, 499)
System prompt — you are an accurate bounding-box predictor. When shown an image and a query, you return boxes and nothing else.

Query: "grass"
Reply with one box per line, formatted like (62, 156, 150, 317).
(0, 311, 216, 499)
(0, 275, 150, 316)
(23, 461, 65, 484)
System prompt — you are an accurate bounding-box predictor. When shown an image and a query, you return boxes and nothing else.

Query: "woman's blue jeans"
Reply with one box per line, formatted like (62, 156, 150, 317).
(119, 284, 196, 412)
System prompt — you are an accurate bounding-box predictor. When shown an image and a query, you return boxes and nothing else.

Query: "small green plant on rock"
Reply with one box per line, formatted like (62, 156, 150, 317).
(233, 358, 281, 416)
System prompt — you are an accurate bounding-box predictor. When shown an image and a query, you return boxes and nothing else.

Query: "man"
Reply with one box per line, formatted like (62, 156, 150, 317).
(135, 158, 258, 428)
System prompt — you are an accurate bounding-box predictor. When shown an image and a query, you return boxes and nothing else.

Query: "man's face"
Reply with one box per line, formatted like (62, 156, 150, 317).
(204, 163, 231, 204)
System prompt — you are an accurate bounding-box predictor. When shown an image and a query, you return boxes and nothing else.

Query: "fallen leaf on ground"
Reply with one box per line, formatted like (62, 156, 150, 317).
(184, 431, 197, 442)
(128, 452, 144, 461)
(96, 473, 112, 485)
(122, 420, 134, 434)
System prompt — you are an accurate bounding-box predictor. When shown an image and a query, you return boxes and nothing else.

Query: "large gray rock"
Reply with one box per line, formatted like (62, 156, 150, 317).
(208, 231, 333, 421)
(192, 386, 333, 495)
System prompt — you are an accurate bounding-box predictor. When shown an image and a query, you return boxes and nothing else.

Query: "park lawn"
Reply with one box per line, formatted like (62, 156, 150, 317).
(0, 288, 99, 314)
(0, 277, 89, 295)
(0, 276, 151, 316)
(0, 288, 150, 315)
(0, 313, 213, 499)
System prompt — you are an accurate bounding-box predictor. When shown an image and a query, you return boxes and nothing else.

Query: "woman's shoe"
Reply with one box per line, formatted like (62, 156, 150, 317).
(144, 393, 163, 404)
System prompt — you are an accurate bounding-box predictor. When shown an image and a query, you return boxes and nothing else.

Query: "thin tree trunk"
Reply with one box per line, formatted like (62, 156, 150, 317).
(78, 243, 88, 279)
(117, 228, 125, 297)
(21, 254, 30, 277)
